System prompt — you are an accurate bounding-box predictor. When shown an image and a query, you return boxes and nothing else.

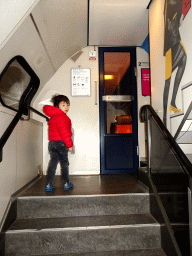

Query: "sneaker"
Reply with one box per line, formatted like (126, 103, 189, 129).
(63, 181, 73, 190)
(45, 183, 55, 192)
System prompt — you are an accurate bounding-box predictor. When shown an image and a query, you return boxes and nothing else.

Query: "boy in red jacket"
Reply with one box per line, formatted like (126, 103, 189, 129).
(43, 95, 73, 191)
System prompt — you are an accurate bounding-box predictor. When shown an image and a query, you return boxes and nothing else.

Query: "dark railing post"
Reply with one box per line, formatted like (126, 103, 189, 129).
(146, 108, 151, 175)
(188, 177, 192, 256)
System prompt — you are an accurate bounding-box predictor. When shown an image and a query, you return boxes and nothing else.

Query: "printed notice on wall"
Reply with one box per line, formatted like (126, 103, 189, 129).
(71, 68, 91, 97)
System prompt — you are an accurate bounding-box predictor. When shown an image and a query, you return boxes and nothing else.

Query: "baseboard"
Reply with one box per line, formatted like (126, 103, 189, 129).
(0, 175, 41, 232)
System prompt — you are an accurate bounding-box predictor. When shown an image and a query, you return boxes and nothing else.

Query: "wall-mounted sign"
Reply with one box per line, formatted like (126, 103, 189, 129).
(182, 0, 191, 19)
(141, 68, 151, 96)
(89, 51, 96, 60)
(71, 68, 91, 97)
(138, 62, 149, 67)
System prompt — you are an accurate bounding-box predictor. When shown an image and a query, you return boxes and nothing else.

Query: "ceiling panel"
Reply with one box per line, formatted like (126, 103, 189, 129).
(31, 0, 149, 71)
(0, 0, 40, 50)
(89, 0, 149, 46)
(32, 0, 88, 71)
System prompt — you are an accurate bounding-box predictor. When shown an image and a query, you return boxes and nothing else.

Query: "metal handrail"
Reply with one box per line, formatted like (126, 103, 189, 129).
(0, 105, 48, 162)
(140, 104, 192, 256)
(27, 106, 49, 122)
(140, 105, 192, 178)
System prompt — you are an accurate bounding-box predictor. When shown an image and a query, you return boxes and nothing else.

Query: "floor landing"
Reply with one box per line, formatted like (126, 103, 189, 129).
(19, 174, 147, 197)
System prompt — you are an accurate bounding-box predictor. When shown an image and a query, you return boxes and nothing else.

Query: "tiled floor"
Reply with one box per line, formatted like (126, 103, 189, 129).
(19, 174, 147, 197)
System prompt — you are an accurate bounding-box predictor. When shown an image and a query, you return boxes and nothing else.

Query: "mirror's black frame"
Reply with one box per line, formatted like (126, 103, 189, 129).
(0, 55, 40, 115)
(0, 56, 40, 162)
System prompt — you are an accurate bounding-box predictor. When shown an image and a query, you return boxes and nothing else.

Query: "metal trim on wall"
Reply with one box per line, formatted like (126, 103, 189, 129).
(102, 95, 134, 102)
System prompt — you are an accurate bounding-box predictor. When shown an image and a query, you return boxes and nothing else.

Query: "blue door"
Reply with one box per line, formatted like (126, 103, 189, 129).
(99, 47, 138, 174)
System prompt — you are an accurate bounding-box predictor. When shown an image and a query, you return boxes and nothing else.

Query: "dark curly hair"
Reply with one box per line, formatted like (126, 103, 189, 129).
(51, 94, 70, 108)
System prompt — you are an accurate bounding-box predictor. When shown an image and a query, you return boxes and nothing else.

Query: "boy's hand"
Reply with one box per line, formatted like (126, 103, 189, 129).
(68, 147, 73, 152)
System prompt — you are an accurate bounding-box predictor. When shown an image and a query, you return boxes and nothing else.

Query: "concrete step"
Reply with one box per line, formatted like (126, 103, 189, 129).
(5, 214, 161, 255)
(8, 213, 157, 230)
(29, 248, 167, 256)
(17, 194, 150, 219)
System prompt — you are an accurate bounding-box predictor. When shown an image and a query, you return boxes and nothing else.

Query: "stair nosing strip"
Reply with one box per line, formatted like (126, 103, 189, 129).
(6, 223, 160, 233)
(167, 222, 189, 226)
(17, 193, 149, 200)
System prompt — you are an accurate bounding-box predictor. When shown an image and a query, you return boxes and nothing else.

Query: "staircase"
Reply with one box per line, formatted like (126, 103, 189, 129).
(4, 175, 167, 255)
(138, 167, 190, 256)
(174, 101, 192, 164)
(170, 82, 192, 163)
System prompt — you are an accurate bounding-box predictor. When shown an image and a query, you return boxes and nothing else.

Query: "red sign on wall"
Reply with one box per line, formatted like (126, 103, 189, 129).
(182, 0, 191, 19)
(141, 68, 151, 96)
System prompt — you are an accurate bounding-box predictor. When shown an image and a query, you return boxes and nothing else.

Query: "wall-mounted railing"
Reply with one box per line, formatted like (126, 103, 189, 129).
(27, 106, 49, 122)
(0, 106, 48, 162)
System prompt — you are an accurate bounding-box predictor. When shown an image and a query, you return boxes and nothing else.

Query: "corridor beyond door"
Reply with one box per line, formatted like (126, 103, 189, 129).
(99, 47, 138, 174)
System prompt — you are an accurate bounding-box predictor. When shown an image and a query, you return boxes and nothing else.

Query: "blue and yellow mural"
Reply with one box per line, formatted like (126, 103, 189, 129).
(163, 0, 191, 127)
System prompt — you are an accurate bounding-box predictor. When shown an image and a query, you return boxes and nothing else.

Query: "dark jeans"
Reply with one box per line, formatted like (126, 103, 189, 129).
(46, 141, 69, 184)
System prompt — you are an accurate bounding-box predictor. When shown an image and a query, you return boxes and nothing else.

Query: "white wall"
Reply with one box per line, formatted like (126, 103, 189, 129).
(33, 46, 100, 175)
(136, 47, 150, 160)
(33, 46, 149, 174)
(0, 107, 43, 227)
(149, 0, 165, 121)
(0, 15, 55, 102)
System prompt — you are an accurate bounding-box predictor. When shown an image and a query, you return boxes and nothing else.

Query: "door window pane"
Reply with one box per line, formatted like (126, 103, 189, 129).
(104, 52, 132, 96)
(104, 52, 133, 134)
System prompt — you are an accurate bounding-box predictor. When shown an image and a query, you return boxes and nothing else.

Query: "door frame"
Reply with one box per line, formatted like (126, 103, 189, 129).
(99, 47, 139, 174)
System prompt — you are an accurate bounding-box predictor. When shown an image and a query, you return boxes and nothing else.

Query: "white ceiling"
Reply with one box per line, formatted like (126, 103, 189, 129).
(89, 0, 149, 46)
(31, 0, 150, 71)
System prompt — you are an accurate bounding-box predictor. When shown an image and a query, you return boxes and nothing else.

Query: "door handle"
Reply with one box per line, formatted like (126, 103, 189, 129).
(95, 80, 98, 106)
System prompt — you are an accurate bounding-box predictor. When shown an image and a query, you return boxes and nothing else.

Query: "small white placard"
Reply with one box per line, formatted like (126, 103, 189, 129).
(89, 51, 96, 57)
(71, 68, 91, 97)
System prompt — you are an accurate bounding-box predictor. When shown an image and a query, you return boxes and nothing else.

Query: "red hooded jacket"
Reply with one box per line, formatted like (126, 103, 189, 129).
(43, 105, 73, 148)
